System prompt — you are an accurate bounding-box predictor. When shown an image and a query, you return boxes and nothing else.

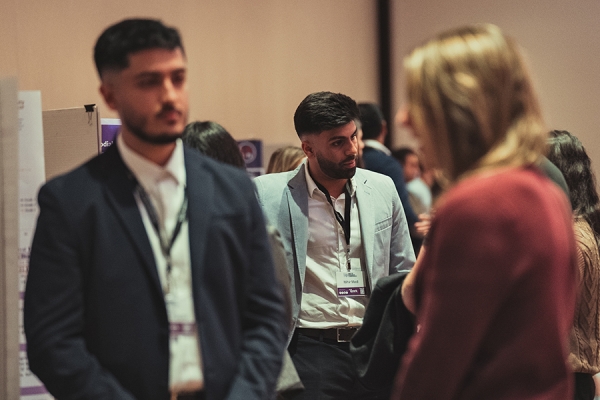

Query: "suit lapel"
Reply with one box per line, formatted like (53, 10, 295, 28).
(355, 171, 376, 290)
(184, 148, 212, 297)
(286, 168, 309, 287)
(101, 145, 164, 298)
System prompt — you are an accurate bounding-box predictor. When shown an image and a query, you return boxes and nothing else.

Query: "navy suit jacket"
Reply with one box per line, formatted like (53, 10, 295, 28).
(24, 144, 287, 400)
(362, 147, 418, 227)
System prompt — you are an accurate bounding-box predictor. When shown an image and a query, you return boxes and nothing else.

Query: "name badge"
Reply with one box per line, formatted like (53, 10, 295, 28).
(164, 291, 197, 336)
(336, 270, 366, 297)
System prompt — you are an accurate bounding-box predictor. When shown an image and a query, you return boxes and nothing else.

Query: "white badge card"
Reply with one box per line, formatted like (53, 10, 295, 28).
(164, 291, 197, 338)
(336, 269, 366, 297)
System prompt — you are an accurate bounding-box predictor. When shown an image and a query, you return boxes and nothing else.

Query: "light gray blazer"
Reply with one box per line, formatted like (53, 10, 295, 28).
(254, 165, 415, 334)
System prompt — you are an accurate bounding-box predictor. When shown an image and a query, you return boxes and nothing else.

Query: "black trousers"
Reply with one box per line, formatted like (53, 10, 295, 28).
(574, 373, 595, 400)
(288, 331, 390, 400)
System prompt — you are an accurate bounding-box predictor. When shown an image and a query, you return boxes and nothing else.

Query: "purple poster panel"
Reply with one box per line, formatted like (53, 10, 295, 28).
(101, 118, 121, 153)
(238, 140, 263, 177)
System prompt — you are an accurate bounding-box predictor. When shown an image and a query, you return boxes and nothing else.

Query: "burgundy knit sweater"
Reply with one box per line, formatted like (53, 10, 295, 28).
(393, 167, 577, 400)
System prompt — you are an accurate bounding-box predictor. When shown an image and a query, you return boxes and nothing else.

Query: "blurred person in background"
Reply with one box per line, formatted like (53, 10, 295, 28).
(184, 119, 304, 399)
(393, 147, 432, 255)
(358, 103, 419, 229)
(267, 146, 306, 174)
(182, 121, 245, 169)
(392, 147, 432, 216)
(355, 118, 365, 168)
(547, 129, 600, 400)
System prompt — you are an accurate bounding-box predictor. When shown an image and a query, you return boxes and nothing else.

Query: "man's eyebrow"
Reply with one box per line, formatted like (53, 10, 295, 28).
(134, 71, 162, 80)
(328, 128, 358, 141)
(327, 130, 358, 142)
(134, 68, 186, 79)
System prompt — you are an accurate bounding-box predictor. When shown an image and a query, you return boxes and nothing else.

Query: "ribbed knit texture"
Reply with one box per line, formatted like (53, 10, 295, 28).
(569, 218, 600, 374)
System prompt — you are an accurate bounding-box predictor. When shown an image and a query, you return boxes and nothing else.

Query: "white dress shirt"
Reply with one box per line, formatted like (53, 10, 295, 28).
(117, 135, 203, 392)
(298, 160, 368, 329)
(363, 139, 391, 156)
(407, 177, 432, 215)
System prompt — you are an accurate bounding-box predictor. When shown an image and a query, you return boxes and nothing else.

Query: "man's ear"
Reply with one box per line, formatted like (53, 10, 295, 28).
(99, 81, 118, 111)
(380, 120, 388, 140)
(301, 140, 314, 157)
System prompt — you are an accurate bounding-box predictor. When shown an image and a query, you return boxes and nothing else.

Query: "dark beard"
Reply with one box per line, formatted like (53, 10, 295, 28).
(123, 104, 184, 144)
(127, 123, 183, 144)
(316, 152, 356, 179)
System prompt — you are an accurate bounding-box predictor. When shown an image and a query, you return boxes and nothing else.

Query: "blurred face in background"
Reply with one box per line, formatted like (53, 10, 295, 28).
(403, 153, 421, 183)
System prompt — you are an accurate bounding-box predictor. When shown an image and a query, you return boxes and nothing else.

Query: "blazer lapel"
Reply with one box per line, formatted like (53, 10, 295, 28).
(286, 168, 309, 287)
(101, 146, 164, 299)
(184, 149, 212, 296)
(355, 171, 376, 290)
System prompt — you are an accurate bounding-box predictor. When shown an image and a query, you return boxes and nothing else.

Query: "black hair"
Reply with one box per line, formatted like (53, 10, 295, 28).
(94, 18, 184, 78)
(547, 130, 600, 238)
(182, 121, 245, 169)
(392, 147, 417, 166)
(358, 103, 385, 140)
(293, 91, 359, 137)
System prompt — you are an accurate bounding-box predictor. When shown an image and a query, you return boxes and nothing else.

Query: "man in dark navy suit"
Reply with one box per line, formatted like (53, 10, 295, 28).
(24, 18, 286, 400)
(358, 103, 418, 229)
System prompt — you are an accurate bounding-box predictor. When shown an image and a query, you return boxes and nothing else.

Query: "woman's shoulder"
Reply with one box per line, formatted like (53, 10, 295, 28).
(442, 167, 560, 208)
(433, 167, 571, 237)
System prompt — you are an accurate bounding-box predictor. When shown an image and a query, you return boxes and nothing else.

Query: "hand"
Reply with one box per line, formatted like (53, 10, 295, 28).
(414, 213, 431, 237)
(402, 245, 427, 315)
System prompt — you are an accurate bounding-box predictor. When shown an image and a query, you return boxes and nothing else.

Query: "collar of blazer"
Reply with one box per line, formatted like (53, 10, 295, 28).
(99, 144, 213, 305)
(285, 167, 378, 290)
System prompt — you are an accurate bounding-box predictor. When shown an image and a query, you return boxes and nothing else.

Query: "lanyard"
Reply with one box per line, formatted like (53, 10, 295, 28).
(313, 179, 352, 270)
(136, 183, 188, 294)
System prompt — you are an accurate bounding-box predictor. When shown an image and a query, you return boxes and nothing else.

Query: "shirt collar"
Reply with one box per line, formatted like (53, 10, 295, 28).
(303, 159, 356, 199)
(117, 133, 186, 189)
(363, 139, 391, 156)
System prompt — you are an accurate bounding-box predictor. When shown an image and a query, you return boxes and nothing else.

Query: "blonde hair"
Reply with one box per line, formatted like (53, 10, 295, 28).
(267, 146, 306, 174)
(404, 24, 546, 181)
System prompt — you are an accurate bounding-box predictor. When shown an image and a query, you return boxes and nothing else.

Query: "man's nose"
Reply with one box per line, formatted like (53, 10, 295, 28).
(161, 78, 178, 102)
(346, 139, 358, 156)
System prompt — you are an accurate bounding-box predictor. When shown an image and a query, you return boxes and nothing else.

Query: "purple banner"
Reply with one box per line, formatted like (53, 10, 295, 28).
(21, 386, 49, 395)
(101, 119, 121, 153)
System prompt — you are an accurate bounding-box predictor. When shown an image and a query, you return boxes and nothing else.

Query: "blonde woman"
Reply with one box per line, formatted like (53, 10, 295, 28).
(267, 146, 305, 174)
(393, 24, 577, 399)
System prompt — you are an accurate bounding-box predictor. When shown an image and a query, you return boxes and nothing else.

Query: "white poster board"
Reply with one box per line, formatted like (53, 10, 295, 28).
(42, 106, 100, 181)
(18, 91, 52, 399)
(0, 78, 20, 400)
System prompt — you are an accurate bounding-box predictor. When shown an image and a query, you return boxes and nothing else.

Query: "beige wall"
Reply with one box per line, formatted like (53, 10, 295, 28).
(391, 0, 600, 178)
(0, 0, 379, 160)
(3, 1, 598, 172)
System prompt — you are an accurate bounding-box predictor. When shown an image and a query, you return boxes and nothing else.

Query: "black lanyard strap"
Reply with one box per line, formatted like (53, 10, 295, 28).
(136, 184, 188, 293)
(313, 179, 352, 247)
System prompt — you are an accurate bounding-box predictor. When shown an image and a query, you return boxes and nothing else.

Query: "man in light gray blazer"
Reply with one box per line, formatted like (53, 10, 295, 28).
(254, 91, 415, 399)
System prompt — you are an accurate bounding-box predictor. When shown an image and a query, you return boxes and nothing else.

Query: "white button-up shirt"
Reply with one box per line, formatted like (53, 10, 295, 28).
(363, 139, 392, 156)
(298, 160, 368, 329)
(117, 134, 203, 392)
